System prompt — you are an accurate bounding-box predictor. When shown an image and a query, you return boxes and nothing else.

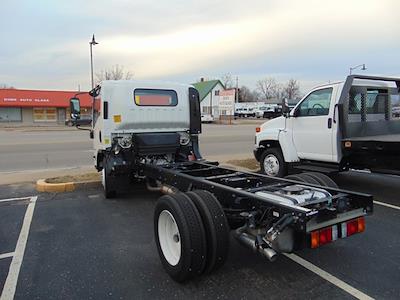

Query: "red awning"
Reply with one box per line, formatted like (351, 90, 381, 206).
(0, 89, 93, 108)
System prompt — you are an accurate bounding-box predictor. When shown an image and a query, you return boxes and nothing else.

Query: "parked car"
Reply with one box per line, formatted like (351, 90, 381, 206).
(263, 105, 282, 119)
(392, 106, 400, 118)
(255, 106, 268, 118)
(236, 107, 255, 118)
(201, 114, 214, 123)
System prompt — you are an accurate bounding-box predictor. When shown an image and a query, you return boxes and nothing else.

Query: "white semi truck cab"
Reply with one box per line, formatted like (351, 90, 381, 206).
(255, 75, 400, 177)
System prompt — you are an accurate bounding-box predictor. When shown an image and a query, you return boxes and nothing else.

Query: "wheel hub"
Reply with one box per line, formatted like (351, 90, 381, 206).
(264, 154, 280, 176)
(158, 210, 181, 266)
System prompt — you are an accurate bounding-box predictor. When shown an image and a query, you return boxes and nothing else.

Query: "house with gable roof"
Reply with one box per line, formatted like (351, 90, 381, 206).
(191, 78, 226, 117)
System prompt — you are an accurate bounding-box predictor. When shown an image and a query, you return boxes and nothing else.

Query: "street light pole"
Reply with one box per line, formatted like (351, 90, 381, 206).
(90, 34, 98, 89)
(349, 63, 366, 75)
(89, 34, 98, 131)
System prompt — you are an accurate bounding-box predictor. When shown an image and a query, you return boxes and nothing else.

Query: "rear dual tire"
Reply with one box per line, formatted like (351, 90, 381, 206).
(154, 191, 229, 282)
(285, 172, 338, 188)
(186, 190, 230, 274)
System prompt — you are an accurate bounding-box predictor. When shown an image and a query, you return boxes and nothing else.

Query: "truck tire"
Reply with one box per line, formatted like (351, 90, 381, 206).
(260, 148, 287, 177)
(284, 174, 306, 182)
(285, 173, 338, 189)
(154, 193, 207, 282)
(186, 190, 230, 274)
(296, 173, 320, 185)
(102, 159, 117, 199)
(301, 172, 338, 189)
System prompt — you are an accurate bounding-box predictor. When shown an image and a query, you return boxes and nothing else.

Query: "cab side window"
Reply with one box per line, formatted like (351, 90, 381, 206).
(297, 88, 333, 117)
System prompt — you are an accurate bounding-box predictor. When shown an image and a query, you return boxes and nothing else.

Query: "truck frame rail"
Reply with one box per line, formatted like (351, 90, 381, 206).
(142, 161, 373, 232)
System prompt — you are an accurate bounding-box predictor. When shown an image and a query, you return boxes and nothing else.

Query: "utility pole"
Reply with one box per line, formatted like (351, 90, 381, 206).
(235, 76, 239, 103)
(89, 34, 98, 130)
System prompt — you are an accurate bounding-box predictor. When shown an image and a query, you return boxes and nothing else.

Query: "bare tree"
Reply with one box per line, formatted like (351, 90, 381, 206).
(0, 83, 15, 89)
(238, 85, 256, 102)
(283, 79, 300, 99)
(96, 64, 133, 82)
(274, 83, 285, 101)
(256, 77, 278, 100)
(220, 73, 234, 89)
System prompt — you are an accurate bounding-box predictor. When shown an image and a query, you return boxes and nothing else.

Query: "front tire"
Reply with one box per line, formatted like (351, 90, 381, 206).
(260, 148, 287, 177)
(102, 161, 117, 199)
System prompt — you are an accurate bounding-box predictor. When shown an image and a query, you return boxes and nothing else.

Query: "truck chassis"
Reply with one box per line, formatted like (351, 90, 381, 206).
(69, 81, 374, 282)
(141, 159, 373, 281)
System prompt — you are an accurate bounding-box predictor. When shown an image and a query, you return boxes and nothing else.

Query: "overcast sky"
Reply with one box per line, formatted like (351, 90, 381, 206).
(0, 0, 399, 93)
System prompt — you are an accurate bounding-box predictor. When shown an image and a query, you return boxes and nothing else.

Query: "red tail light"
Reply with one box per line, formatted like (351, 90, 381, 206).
(310, 217, 365, 249)
(256, 127, 261, 133)
(319, 227, 333, 246)
(357, 217, 365, 232)
(346, 220, 358, 236)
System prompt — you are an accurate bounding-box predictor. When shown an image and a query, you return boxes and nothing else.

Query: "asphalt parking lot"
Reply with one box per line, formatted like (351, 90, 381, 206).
(1, 173, 400, 300)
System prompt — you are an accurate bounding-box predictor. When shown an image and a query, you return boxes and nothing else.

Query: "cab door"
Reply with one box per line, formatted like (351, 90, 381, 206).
(291, 87, 335, 162)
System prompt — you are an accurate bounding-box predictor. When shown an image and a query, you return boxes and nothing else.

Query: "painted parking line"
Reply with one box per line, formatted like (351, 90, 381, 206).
(374, 200, 400, 211)
(1, 196, 37, 300)
(284, 253, 374, 300)
(0, 197, 32, 204)
(0, 253, 14, 260)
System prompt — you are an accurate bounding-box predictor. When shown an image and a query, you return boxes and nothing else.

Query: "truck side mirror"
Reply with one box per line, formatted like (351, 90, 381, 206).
(282, 98, 290, 117)
(70, 97, 81, 120)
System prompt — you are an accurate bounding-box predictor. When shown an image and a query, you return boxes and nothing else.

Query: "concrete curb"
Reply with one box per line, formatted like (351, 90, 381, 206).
(36, 179, 101, 193)
(34, 161, 256, 193)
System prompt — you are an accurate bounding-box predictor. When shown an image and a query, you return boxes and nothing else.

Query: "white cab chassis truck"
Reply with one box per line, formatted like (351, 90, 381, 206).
(255, 75, 400, 177)
(69, 80, 372, 282)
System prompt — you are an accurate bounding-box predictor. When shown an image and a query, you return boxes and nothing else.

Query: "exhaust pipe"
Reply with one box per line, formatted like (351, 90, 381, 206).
(234, 229, 277, 262)
(146, 180, 176, 195)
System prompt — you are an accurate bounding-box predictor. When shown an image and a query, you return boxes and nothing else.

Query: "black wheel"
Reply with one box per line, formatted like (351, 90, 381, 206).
(296, 173, 320, 185)
(285, 174, 306, 182)
(154, 193, 207, 282)
(301, 172, 338, 188)
(186, 190, 230, 274)
(260, 148, 287, 177)
(102, 158, 117, 198)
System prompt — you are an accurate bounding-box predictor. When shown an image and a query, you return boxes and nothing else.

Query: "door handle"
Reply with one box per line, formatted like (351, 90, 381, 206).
(333, 104, 338, 124)
(328, 118, 332, 129)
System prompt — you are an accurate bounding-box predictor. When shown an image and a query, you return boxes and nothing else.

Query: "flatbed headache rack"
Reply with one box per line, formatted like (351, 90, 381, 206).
(142, 161, 373, 232)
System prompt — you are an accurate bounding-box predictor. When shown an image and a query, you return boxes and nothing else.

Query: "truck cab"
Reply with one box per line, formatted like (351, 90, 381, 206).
(69, 80, 202, 197)
(255, 75, 400, 177)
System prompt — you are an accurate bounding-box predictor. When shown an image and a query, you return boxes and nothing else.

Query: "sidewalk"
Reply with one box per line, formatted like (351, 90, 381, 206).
(0, 165, 95, 185)
(0, 125, 85, 132)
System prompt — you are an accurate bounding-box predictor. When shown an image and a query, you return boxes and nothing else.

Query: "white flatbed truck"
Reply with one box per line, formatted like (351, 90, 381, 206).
(254, 75, 400, 177)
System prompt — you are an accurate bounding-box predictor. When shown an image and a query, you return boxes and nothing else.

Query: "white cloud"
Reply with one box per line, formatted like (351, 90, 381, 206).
(0, 0, 399, 90)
